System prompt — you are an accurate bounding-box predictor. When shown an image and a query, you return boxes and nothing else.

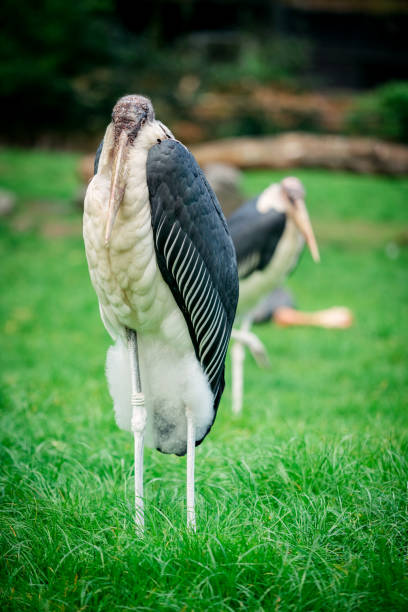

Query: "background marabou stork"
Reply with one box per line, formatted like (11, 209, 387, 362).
(227, 177, 319, 414)
(83, 95, 238, 532)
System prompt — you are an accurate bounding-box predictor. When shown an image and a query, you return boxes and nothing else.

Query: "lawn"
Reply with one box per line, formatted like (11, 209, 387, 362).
(0, 148, 407, 611)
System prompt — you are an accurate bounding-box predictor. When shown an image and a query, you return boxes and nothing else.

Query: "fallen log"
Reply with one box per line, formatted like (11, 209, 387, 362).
(78, 133, 408, 191)
(191, 133, 408, 175)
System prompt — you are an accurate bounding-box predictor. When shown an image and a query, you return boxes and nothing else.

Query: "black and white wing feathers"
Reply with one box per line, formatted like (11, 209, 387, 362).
(147, 139, 239, 427)
(227, 197, 286, 280)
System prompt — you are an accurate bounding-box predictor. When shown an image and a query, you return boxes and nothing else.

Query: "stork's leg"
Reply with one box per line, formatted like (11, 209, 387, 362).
(231, 339, 245, 415)
(231, 318, 251, 415)
(185, 405, 196, 531)
(230, 328, 270, 368)
(127, 328, 146, 533)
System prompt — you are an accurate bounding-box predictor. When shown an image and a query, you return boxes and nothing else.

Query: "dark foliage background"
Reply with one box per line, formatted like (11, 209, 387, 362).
(1, 0, 408, 145)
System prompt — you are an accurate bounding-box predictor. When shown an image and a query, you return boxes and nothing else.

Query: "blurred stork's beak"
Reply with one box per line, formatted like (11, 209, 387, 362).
(292, 199, 320, 263)
(105, 130, 129, 245)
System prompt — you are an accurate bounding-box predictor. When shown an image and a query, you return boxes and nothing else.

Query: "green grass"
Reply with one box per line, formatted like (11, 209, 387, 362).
(0, 148, 80, 202)
(1, 149, 407, 610)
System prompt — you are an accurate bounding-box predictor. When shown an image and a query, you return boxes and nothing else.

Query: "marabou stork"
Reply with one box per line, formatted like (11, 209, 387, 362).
(83, 95, 238, 532)
(227, 177, 319, 414)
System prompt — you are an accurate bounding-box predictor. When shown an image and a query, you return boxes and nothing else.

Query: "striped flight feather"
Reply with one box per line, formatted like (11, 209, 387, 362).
(181, 256, 201, 303)
(177, 243, 196, 290)
(155, 213, 230, 390)
(162, 224, 176, 264)
(190, 275, 212, 328)
(155, 213, 166, 246)
(207, 325, 229, 375)
(170, 234, 188, 278)
(194, 290, 218, 340)
(201, 310, 222, 370)
(207, 340, 228, 381)
(199, 300, 223, 351)
(164, 225, 181, 267)
(184, 260, 205, 309)
(175, 242, 193, 289)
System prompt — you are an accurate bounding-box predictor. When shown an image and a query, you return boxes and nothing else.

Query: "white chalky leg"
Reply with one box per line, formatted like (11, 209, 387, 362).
(127, 328, 146, 534)
(231, 318, 253, 415)
(231, 339, 245, 415)
(186, 406, 196, 532)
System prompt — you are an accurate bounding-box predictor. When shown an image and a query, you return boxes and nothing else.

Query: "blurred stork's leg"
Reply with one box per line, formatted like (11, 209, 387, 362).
(231, 338, 245, 414)
(185, 405, 196, 531)
(127, 328, 146, 534)
(231, 318, 251, 415)
(231, 328, 270, 368)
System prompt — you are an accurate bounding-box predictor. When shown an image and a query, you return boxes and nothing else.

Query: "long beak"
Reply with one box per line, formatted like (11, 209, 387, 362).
(292, 199, 320, 262)
(105, 130, 129, 245)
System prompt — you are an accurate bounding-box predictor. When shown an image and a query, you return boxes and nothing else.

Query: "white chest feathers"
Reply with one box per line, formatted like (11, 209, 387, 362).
(83, 122, 187, 341)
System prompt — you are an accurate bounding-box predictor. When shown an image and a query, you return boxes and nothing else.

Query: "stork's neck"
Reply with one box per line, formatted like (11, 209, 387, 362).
(121, 121, 170, 215)
(276, 217, 305, 274)
(257, 184, 283, 213)
(97, 121, 174, 245)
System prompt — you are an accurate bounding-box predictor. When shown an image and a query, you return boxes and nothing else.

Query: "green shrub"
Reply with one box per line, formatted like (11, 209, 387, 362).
(346, 81, 408, 144)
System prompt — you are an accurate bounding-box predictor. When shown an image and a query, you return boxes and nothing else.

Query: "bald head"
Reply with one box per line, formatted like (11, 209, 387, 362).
(280, 177, 305, 203)
(112, 95, 155, 144)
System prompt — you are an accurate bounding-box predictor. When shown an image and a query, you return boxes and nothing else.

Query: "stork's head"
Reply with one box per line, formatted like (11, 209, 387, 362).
(112, 95, 155, 145)
(280, 177, 320, 263)
(105, 95, 155, 244)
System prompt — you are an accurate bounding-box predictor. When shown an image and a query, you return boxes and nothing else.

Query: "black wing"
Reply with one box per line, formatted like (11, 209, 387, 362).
(227, 196, 286, 280)
(147, 139, 239, 438)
